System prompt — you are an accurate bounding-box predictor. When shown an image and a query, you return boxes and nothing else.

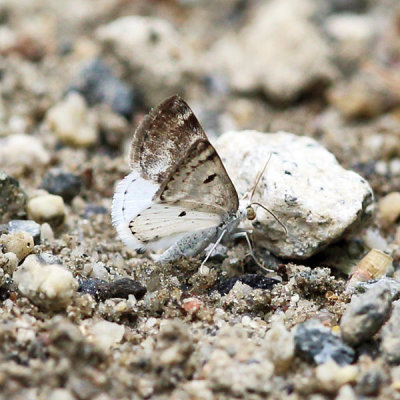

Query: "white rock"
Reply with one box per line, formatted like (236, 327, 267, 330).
(362, 229, 389, 252)
(335, 385, 357, 400)
(214, 131, 374, 259)
(263, 322, 295, 373)
(325, 14, 376, 65)
(316, 361, 358, 392)
(208, 0, 337, 103)
(0, 134, 50, 170)
(13, 254, 78, 310)
(96, 16, 194, 102)
(40, 222, 54, 241)
(91, 262, 109, 280)
(85, 320, 125, 350)
(0, 232, 34, 262)
(27, 194, 65, 226)
(0, 26, 17, 53)
(46, 92, 98, 147)
(48, 389, 76, 400)
(203, 349, 273, 395)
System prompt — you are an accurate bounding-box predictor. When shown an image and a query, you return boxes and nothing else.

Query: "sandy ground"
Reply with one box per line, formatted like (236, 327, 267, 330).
(1, 0, 400, 399)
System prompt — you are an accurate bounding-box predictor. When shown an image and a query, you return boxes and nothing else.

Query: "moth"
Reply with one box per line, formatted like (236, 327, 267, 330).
(112, 95, 284, 268)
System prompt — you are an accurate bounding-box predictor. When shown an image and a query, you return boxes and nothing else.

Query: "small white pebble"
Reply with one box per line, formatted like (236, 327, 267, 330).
(375, 160, 388, 176)
(316, 361, 358, 392)
(85, 320, 125, 350)
(27, 194, 65, 226)
(91, 262, 109, 280)
(46, 92, 98, 148)
(390, 159, 400, 176)
(40, 223, 54, 241)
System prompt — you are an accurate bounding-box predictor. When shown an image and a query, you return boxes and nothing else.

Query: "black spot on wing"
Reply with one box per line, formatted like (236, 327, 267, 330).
(178, 211, 186, 217)
(204, 173, 217, 184)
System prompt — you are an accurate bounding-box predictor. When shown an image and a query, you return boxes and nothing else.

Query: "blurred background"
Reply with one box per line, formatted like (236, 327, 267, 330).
(0, 0, 400, 199)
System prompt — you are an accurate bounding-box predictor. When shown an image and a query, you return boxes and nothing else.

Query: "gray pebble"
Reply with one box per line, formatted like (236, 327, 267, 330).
(381, 300, 400, 363)
(352, 278, 400, 301)
(330, 0, 370, 12)
(7, 220, 41, 244)
(67, 59, 136, 118)
(340, 282, 392, 346)
(204, 243, 228, 262)
(294, 320, 355, 365)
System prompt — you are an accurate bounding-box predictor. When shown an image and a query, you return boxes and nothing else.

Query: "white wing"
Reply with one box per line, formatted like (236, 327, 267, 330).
(111, 170, 222, 252)
(129, 204, 222, 243)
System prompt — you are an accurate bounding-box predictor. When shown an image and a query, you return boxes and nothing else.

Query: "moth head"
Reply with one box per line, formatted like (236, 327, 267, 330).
(246, 205, 256, 221)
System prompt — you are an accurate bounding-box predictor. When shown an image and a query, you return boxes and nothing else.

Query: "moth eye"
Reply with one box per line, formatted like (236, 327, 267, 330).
(246, 206, 256, 221)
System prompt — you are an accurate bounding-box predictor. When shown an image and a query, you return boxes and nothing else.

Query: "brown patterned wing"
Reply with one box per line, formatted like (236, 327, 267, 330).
(156, 139, 239, 216)
(130, 95, 207, 183)
(128, 139, 239, 245)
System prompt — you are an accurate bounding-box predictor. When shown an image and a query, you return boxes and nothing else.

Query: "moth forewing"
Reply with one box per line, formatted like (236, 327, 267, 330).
(112, 95, 240, 261)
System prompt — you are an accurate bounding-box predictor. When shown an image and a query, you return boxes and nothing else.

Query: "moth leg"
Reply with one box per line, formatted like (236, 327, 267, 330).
(199, 229, 227, 274)
(233, 231, 274, 274)
(157, 227, 218, 265)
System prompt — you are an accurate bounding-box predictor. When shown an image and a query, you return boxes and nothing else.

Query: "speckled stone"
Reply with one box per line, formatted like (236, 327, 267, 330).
(215, 131, 374, 259)
(381, 300, 400, 363)
(340, 282, 392, 346)
(295, 320, 355, 365)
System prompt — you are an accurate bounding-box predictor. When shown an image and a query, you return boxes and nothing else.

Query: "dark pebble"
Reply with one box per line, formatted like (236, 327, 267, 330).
(356, 369, 384, 396)
(330, 0, 370, 12)
(67, 59, 136, 118)
(294, 320, 355, 365)
(41, 169, 82, 202)
(7, 220, 41, 244)
(0, 171, 27, 223)
(79, 278, 147, 301)
(214, 274, 280, 295)
(0, 278, 13, 301)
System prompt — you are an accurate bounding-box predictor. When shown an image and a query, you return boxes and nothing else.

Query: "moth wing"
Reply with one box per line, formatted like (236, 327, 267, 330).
(129, 204, 221, 249)
(130, 95, 207, 183)
(157, 139, 239, 216)
(113, 96, 239, 253)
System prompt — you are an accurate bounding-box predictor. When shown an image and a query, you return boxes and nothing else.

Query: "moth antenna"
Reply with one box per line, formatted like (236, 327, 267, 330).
(251, 202, 288, 236)
(250, 153, 272, 201)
